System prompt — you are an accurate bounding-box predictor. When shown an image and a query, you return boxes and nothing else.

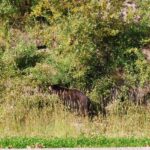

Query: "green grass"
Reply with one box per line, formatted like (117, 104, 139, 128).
(0, 137, 150, 148)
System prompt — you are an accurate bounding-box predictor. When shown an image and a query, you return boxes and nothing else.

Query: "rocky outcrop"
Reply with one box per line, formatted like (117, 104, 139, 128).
(142, 44, 150, 62)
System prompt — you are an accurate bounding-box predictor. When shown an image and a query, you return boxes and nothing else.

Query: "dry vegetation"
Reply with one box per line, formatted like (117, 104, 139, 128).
(0, 81, 150, 138)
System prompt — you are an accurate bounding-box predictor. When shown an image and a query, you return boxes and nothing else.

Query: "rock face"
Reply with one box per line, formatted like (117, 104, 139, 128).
(102, 84, 150, 115)
(129, 85, 150, 105)
(142, 44, 150, 62)
(9, 28, 47, 51)
(121, 0, 140, 22)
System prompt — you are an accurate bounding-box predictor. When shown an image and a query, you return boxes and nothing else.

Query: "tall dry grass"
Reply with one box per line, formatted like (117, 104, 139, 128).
(0, 79, 150, 138)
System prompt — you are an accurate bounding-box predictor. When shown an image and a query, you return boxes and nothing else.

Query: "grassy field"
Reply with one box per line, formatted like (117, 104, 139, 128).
(0, 137, 150, 148)
(0, 88, 150, 147)
(0, 105, 150, 137)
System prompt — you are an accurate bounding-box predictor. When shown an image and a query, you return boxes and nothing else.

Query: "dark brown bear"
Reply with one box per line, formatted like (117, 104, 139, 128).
(49, 84, 99, 117)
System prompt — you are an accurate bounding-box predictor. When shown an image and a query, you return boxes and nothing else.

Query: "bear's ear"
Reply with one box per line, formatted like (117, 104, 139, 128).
(48, 86, 52, 91)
